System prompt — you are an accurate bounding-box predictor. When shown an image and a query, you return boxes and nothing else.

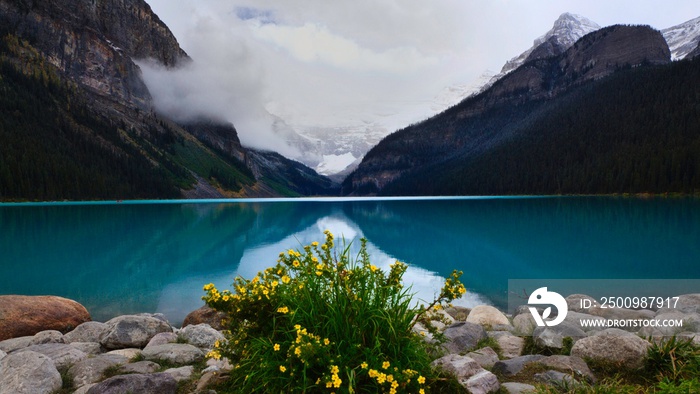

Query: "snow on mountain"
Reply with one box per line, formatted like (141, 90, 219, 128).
(662, 16, 700, 60)
(480, 13, 601, 92)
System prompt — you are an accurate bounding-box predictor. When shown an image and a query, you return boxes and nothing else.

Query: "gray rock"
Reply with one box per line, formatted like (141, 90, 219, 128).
(14, 343, 88, 371)
(512, 313, 537, 336)
(106, 348, 142, 360)
(178, 323, 225, 349)
(100, 315, 172, 349)
(0, 350, 62, 394)
(64, 322, 108, 344)
(467, 346, 500, 369)
(489, 331, 524, 359)
(563, 311, 605, 332)
(431, 354, 483, 378)
(533, 321, 586, 349)
(466, 305, 511, 328)
(120, 360, 161, 374)
(142, 343, 204, 364)
(657, 294, 700, 313)
(69, 342, 103, 355)
(68, 353, 129, 387)
(534, 370, 578, 387)
(442, 322, 487, 354)
(164, 365, 195, 382)
(492, 355, 546, 377)
(146, 332, 178, 348)
(445, 305, 470, 321)
(0, 336, 33, 353)
(571, 328, 650, 369)
(205, 356, 233, 372)
(566, 294, 596, 313)
(0, 350, 5, 361)
(72, 384, 96, 394)
(501, 382, 536, 394)
(465, 369, 500, 394)
(31, 330, 65, 345)
(540, 355, 594, 382)
(86, 372, 177, 394)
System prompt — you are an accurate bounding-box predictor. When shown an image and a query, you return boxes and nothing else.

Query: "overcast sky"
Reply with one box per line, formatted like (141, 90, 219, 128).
(142, 0, 699, 151)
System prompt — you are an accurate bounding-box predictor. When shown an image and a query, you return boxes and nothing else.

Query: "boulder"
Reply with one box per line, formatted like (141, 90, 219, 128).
(120, 360, 161, 374)
(657, 294, 700, 314)
(501, 382, 536, 394)
(465, 369, 500, 394)
(512, 313, 537, 336)
(178, 323, 225, 349)
(571, 328, 650, 369)
(445, 305, 470, 321)
(86, 373, 177, 394)
(466, 305, 512, 328)
(31, 330, 65, 345)
(69, 342, 103, 355)
(442, 322, 487, 354)
(164, 365, 195, 382)
(466, 347, 500, 369)
(182, 305, 227, 330)
(0, 350, 5, 361)
(14, 343, 88, 371)
(64, 322, 108, 343)
(492, 355, 546, 377)
(0, 295, 91, 340)
(540, 355, 594, 382)
(534, 370, 578, 387)
(566, 294, 596, 313)
(533, 321, 586, 349)
(100, 315, 172, 349)
(142, 343, 205, 364)
(0, 336, 33, 353)
(0, 350, 62, 394)
(489, 331, 524, 359)
(146, 332, 178, 348)
(68, 353, 129, 387)
(107, 348, 142, 360)
(563, 311, 605, 332)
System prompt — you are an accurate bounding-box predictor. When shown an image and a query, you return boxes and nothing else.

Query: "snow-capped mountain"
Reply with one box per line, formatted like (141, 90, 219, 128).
(481, 13, 601, 92)
(662, 16, 700, 60)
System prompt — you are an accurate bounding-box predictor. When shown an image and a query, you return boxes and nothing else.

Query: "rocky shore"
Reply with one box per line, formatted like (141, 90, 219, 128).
(1, 293, 699, 394)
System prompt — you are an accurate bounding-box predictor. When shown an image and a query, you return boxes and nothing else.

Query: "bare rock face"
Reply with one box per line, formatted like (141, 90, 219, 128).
(0, 295, 91, 341)
(0, 0, 189, 109)
(0, 351, 62, 394)
(182, 305, 228, 330)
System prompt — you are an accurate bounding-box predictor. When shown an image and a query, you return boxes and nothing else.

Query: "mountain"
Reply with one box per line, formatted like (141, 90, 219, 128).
(0, 0, 336, 201)
(480, 13, 601, 92)
(340, 25, 700, 196)
(662, 16, 700, 60)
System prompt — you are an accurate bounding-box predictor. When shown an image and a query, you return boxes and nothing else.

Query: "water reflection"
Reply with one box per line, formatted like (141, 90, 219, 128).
(1, 197, 699, 324)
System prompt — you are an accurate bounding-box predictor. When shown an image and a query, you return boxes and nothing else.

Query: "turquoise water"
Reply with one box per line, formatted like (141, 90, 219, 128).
(1, 197, 699, 324)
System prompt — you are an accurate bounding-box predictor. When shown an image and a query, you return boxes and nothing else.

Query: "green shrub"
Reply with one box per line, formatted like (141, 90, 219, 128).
(202, 231, 467, 393)
(645, 336, 700, 382)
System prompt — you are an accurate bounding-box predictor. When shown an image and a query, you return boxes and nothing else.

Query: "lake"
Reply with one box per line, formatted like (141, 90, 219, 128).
(1, 197, 699, 325)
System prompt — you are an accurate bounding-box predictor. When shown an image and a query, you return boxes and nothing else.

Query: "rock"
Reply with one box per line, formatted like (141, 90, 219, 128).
(146, 332, 179, 348)
(205, 356, 233, 372)
(142, 343, 205, 364)
(0, 350, 5, 361)
(72, 384, 96, 394)
(657, 294, 700, 314)
(164, 365, 195, 382)
(534, 370, 578, 387)
(533, 321, 586, 349)
(431, 354, 484, 379)
(442, 322, 487, 354)
(196, 371, 222, 392)
(492, 355, 546, 377)
(0, 295, 91, 341)
(14, 343, 88, 371)
(107, 348, 142, 360)
(467, 347, 500, 369)
(31, 330, 65, 345)
(501, 382, 536, 394)
(563, 311, 605, 332)
(466, 305, 512, 328)
(566, 294, 596, 313)
(69, 342, 103, 355)
(465, 369, 500, 394)
(178, 323, 225, 349)
(68, 353, 129, 387)
(588, 306, 655, 324)
(0, 350, 62, 394)
(540, 355, 594, 382)
(489, 332, 524, 359)
(120, 360, 161, 374)
(100, 315, 173, 349)
(86, 373, 177, 394)
(445, 306, 470, 321)
(512, 313, 537, 336)
(64, 322, 109, 343)
(182, 305, 227, 330)
(571, 328, 650, 369)
(0, 336, 33, 353)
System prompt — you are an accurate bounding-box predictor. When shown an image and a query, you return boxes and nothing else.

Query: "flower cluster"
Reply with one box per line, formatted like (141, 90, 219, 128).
(202, 231, 468, 393)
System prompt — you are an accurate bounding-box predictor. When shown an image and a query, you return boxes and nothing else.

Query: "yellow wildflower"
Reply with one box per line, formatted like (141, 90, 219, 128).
(330, 365, 339, 374)
(273, 343, 280, 351)
(419, 389, 425, 394)
(382, 361, 390, 369)
(316, 271, 322, 276)
(311, 241, 319, 247)
(279, 365, 286, 372)
(361, 362, 368, 369)
(203, 283, 214, 291)
(418, 376, 426, 384)
(281, 275, 291, 284)
(293, 260, 300, 267)
(370, 265, 378, 272)
(277, 306, 289, 314)
(324, 338, 330, 345)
